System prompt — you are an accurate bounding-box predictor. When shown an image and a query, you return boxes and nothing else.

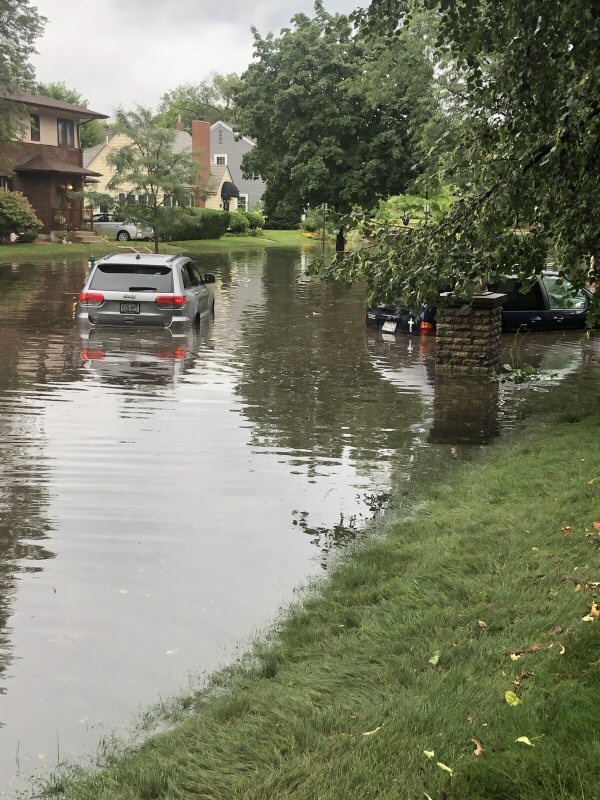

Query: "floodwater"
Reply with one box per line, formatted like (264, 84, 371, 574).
(0, 246, 598, 795)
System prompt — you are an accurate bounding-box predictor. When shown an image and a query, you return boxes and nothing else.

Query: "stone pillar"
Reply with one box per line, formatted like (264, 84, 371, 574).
(435, 292, 507, 375)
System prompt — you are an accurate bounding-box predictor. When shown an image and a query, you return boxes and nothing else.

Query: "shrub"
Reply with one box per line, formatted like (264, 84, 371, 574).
(0, 191, 43, 242)
(156, 207, 230, 241)
(242, 209, 265, 230)
(228, 211, 249, 234)
(301, 207, 337, 235)
(264, 200, 302, 230)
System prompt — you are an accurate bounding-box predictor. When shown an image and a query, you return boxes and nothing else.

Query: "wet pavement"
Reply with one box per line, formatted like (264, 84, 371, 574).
(0, 247, 598, 794)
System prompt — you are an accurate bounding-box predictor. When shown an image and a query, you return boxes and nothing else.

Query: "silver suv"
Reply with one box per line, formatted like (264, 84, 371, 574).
(77, 253, 216, 328)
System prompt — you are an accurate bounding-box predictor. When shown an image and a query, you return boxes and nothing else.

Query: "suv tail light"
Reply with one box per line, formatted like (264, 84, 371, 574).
(79, 291, 105, 305)
(420, 321, 435, 336)
(155, 295, 188, 309)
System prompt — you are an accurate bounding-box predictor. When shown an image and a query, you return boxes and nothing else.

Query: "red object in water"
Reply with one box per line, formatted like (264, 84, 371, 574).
(420, 321, 436, 336)
(82, 349, 105, 360)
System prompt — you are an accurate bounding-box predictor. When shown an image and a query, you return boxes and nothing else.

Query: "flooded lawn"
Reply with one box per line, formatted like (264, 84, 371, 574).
(0, 247, 598, 794)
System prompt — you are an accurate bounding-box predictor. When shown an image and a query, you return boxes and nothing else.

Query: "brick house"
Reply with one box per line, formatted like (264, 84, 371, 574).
(0, 91, 108, 234)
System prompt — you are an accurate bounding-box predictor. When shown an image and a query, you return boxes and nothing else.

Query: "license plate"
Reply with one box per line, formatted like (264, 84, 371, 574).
(120, 302, 140, 314)
(382, 320, 397, 333)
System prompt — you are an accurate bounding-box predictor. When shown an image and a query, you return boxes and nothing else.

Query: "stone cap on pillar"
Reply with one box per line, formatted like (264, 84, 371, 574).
(439, 291, 508, 310)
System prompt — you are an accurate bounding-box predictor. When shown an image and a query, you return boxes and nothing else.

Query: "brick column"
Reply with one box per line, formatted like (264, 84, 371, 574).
(435, 292, 507, 375)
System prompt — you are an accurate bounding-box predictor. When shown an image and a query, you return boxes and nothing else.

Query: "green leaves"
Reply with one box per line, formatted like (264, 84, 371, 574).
(332, 0, 600, 313)
(235, 5, 440, 221)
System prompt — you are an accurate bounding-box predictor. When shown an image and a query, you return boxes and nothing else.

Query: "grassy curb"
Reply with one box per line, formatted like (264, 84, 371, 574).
(45, 395, 600, 799)
(0, 231, 311, 263)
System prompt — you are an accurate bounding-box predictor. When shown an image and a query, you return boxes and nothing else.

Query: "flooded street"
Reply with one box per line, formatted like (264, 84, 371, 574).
(0, 246, 598, 794)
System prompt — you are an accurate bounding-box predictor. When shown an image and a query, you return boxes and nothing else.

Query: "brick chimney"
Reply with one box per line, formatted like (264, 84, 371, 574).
(175, 119, 185, 131)
(191, 120, 211, 208)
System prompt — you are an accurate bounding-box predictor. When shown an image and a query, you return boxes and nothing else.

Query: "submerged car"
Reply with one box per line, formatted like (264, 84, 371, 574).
(366, 272, 594, 334)
(92, 213, 153, 241)
(77, 252, 215, 329)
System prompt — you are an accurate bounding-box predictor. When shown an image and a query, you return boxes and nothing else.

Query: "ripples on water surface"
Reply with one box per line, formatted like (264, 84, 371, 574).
(0, 249, 598, 794)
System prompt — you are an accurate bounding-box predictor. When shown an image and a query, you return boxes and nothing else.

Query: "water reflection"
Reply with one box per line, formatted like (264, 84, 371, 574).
(366, 328, 600, 449)
(430, 378, 500, 445)
(79, 327, 198, 388)
(0, 251, 598, 795)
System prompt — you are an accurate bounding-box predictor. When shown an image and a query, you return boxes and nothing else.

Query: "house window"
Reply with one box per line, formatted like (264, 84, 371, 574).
(238, 194, 248, 211)
(30, 114, 40, 142)
(218, 128, 223, 144)
(215, 154, 227, 166)
(57, 118, 75, 147)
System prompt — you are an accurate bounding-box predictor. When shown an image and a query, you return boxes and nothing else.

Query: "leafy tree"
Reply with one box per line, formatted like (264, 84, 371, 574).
(332, 0, 600, 320)
(157, 73, 241, 131)
(36, 81, 105, 147)
(235, 1, 440, 248)
(0, 0, 46, 142)
(0, 190, 43, 242)
(106, 107, 196, 253)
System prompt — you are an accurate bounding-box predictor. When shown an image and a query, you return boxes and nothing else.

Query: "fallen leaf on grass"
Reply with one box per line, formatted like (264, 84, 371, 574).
(575, 584, 582, 592)
(437, 762, 453, 776)
(561, 526, 573, 535)
(529, 645, 545, 652)
(478, 620, 488, 629)
(559, 643, 566, 655)
(424, 749, 435, 759)
(510, 653, 522, 661)
(424, 794, 433, 800)
(505, 690, 522, 706)
(582, 601, 599, 622)
(472, 738, 484, 757)
(587, 478, 598, 485)
(362, 725, 383, 737)
(516, 736, 535, 747)
(429, 652, 440, 666)
(594, 522, 600, 529)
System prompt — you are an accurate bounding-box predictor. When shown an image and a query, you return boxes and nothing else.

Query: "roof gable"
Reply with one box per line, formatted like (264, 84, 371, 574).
(210, 120, 255, 148)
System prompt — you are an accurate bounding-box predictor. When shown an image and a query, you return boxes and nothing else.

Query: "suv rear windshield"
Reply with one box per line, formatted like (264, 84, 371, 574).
(90, 264, 173, 293)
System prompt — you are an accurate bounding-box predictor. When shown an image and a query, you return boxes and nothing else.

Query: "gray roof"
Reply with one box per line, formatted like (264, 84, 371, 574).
(172, 130, 192, 153)
(82, 141, 106, 168)
(0, 90, 108, 119)
(15, 155, 101, 176)
(206, 164, 227, 194)
(83, 129, 192, 168)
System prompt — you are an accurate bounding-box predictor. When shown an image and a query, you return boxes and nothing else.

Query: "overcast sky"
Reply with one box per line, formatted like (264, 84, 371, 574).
(30, 0, 361, 117)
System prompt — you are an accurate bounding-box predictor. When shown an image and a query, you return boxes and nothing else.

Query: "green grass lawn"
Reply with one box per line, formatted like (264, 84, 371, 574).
(42, 380, 600, 799)
(0, 230, 312, 264)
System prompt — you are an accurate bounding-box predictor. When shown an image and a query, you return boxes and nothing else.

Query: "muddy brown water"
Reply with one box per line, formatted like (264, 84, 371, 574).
(0, 247, 598, 794)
